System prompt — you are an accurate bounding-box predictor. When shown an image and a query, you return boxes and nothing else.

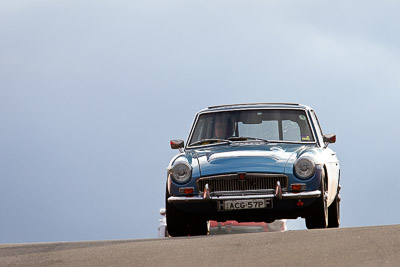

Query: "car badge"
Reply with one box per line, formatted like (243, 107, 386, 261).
(238, 173, 246, 181)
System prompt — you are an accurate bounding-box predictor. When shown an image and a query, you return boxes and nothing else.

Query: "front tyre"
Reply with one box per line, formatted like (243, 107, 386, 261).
(188, 217, 209, 236)
(305, 169, 328, 229)
(165, 186, 190, 237)
(328, 189, 340, 228)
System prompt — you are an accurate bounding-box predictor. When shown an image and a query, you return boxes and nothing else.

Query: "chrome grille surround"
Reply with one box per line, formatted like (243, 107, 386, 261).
(197, 173, 288, 196)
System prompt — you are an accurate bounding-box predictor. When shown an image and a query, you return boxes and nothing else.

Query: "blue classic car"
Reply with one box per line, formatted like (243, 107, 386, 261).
(166, 103, 340, 236)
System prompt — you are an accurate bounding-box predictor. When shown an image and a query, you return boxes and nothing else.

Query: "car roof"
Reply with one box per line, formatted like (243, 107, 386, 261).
(198, 103, 312, 113)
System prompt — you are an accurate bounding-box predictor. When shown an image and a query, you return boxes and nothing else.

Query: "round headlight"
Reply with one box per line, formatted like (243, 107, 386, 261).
(294, 157, 315, 179)
(171, 162, 192, 183)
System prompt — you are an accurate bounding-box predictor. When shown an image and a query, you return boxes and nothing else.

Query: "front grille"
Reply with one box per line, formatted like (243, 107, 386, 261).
(197, 173, 288, 195)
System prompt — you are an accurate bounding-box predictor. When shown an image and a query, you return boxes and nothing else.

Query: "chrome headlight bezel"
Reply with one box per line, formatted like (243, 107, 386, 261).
(294, 156, 316, 179)
(171, 161, 192, 184)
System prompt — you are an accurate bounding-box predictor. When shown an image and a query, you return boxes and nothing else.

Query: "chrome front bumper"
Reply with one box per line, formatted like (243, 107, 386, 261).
(168, 181, 321, 204)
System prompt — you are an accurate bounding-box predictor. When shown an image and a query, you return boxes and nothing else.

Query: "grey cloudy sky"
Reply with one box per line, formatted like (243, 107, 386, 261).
(1, 0, 400, 243)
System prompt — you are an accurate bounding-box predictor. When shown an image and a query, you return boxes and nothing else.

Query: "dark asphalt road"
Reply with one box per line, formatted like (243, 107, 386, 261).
(1, 224, 399, 266)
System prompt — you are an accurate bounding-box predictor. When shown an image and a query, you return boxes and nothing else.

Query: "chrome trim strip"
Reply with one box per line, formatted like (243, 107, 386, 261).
(281, 191, 321, 199)
(197, 173, 289, 193)
(187, 140, 316, 150)
(203, 183, 210, 201)
(168, 190, 321, 203)
(211, 189, 276, 196)
(275, 181, 282, 200)
(208, 103, 303, 109)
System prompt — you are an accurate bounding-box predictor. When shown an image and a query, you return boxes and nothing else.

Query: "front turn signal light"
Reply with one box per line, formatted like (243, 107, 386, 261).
(291, 183, 306, 191)
(179, 187, 194, 194)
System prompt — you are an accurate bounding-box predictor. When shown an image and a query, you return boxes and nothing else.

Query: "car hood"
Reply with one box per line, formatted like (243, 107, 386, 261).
(191, 143, 307, 177)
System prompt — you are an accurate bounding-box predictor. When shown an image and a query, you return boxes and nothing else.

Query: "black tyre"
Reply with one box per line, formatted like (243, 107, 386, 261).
(305, 169, 328, 229)
(328, 189, 340, 228)
(165, 186, 190, 237)
(188, 217, 209, 236)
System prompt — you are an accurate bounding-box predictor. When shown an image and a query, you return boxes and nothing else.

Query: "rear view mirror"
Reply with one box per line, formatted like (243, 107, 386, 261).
(170, 139, 184, 149)
(240, 112, 263, 124)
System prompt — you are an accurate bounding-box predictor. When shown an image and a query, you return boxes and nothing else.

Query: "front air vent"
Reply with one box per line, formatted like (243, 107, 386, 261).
(197, 173, 288, 196)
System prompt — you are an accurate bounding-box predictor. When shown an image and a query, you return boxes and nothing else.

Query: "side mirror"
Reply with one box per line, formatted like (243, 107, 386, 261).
(159, 208, 166, 216)
(170, 139, 184, 149)
(323, 134, 336, 146)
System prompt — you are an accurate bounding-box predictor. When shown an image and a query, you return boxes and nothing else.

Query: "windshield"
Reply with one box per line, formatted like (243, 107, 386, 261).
(188, 109, 315, 146)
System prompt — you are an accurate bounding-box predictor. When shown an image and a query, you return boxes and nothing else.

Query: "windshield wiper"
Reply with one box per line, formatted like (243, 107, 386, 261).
(228, 136, 269, 143)
(190, 138, 232, 146)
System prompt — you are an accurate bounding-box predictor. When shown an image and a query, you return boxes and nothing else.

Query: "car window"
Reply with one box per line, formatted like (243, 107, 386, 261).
(189, 109, 315, 145)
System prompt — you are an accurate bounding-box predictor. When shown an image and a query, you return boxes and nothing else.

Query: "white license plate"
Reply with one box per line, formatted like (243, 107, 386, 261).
(219, 199, 272, 211)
